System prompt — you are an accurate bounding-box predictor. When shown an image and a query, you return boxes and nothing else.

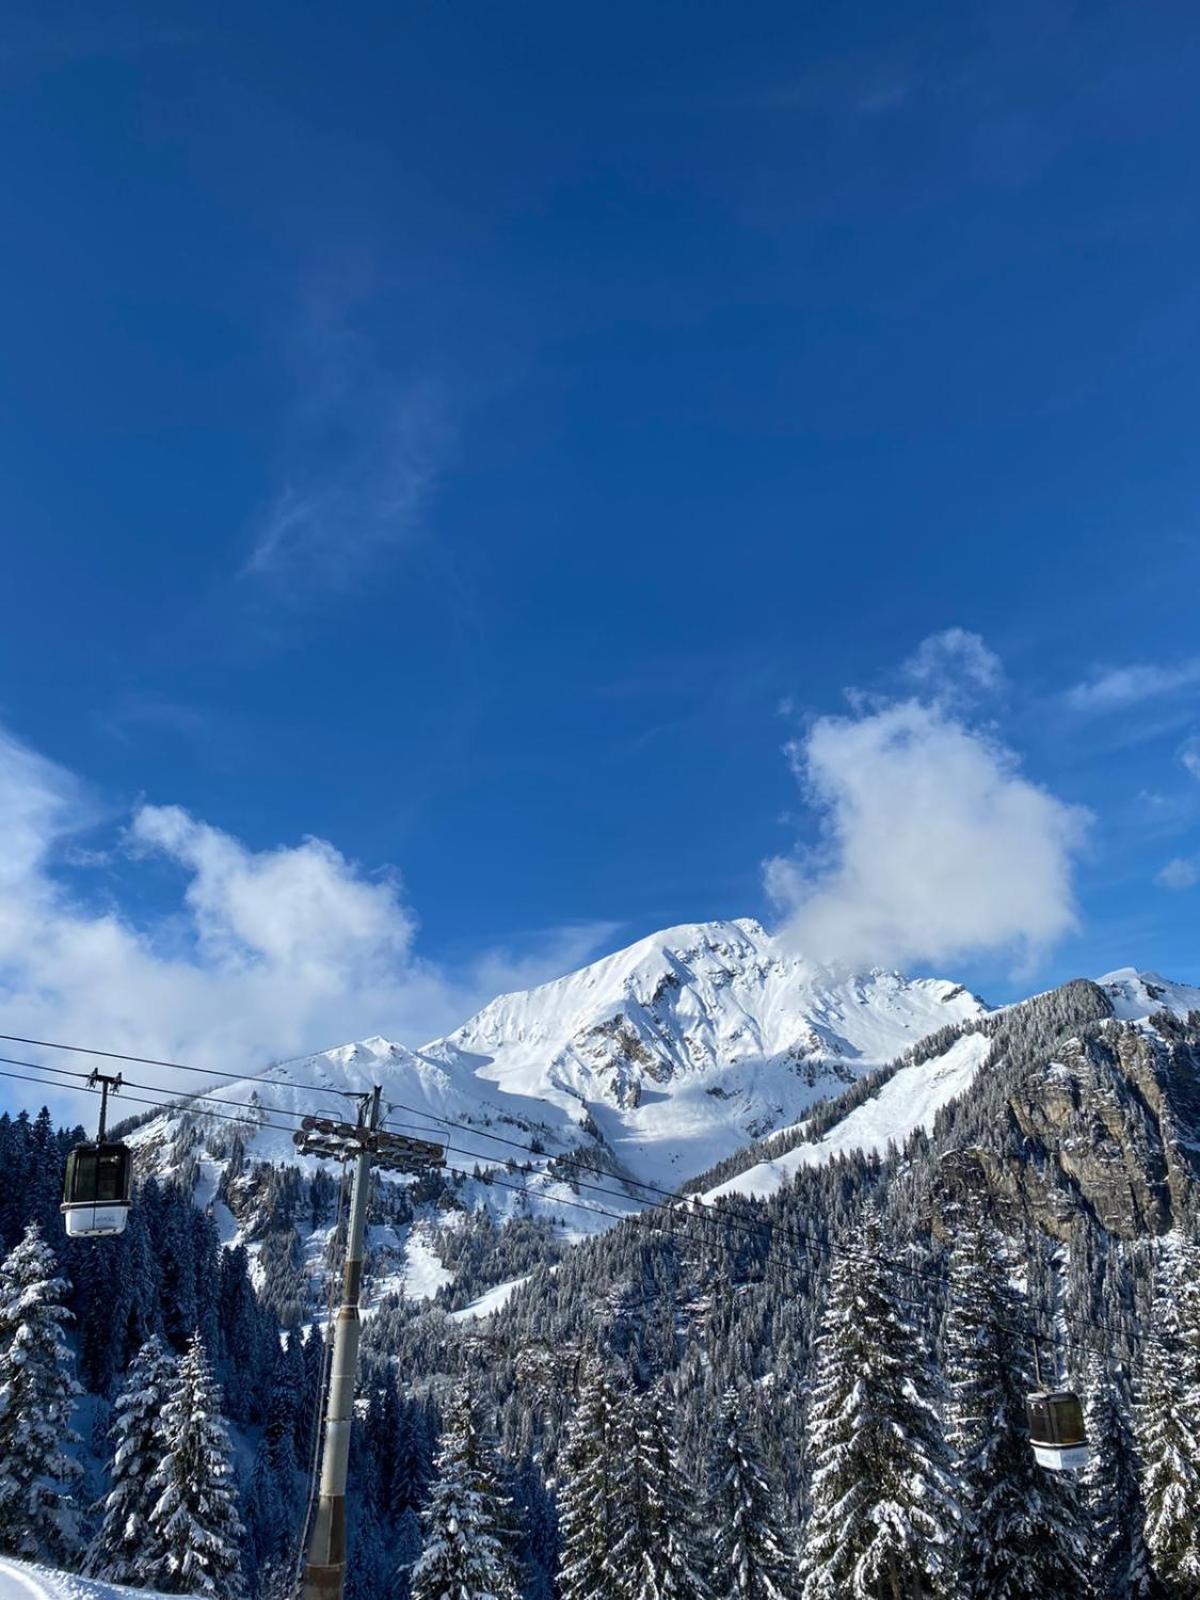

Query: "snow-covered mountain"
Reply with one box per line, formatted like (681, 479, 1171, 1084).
(133, 918, 985, 1205)
(418, 917, 983, 1180)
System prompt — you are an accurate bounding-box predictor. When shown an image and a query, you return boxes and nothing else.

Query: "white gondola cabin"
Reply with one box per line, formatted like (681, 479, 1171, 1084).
(1026, 1389, 1089, 1471)
(61, 1071, 132, 1237)
(61, 1143, 132, 1236)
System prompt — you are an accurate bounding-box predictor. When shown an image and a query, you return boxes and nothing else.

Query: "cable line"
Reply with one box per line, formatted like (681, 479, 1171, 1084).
(0, 1031, 354, 1098)
(0, 1064, 304, 1141)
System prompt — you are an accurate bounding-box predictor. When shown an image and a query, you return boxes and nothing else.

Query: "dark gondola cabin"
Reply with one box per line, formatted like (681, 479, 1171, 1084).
(61, 1142, 132, 1237)
(1026, 1389, 1089, 1471)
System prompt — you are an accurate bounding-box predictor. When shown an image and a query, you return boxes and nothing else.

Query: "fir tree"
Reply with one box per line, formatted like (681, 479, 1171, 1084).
(410, 1383, 520, 1600)
(616, 1384, 707, 1600)
(345, 1501, 392, 1600)
(1081, 1352, 1153, 1600)
(87, 1334, 179, 1583)
(943, 1200, 1087, 1600)
(1136, 1263, 1200, 1594)
(558, 1362, 628, 1600)
(511, 1457, 557, 1600)
(146, 1332, 246, 1598)
(394, 1505, 423, 1600)
(0, 1222, 82, 1562)
(706, 1388, 792, 1600)
(800, 1214, 958, 1600)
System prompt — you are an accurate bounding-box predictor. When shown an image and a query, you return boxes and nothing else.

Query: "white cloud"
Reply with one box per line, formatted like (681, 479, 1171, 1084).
(1180, 736, 1200, 782)
(0, 726, 609, 1121)
(1063, 659, 1200, 714)
(902, 628, 1004, 703)
(766, 698, 1089, 974)
(1155, 857, 1198, 891)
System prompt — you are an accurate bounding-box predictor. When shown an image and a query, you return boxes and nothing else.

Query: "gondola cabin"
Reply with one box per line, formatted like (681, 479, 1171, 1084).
(1026, 1389, 1089, 1472)
(61, 1142, 132, 1237)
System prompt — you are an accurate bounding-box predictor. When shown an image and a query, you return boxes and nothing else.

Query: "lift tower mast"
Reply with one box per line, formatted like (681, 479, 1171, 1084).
(297, 1089, 444, 1600)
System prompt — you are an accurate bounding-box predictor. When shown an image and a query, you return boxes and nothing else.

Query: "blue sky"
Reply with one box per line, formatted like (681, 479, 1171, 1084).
(1, 0, 1199, 1093)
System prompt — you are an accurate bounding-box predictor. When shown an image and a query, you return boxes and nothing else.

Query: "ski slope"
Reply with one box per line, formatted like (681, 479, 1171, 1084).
(0, 1558, 177, 1600)
(701, 1030, 992, 1203)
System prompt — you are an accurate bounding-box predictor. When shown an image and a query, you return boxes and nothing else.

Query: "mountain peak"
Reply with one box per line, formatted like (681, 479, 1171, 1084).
(1099, 968, 1200, 1020)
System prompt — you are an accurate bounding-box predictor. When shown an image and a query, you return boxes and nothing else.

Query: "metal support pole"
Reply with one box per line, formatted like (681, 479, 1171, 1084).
(88, 1070, 122, 1140)
(302, 1086, 381, 1600)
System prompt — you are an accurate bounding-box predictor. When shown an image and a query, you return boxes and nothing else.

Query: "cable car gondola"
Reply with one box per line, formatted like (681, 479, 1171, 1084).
(61, 1071, 132, 1238)
(1026, 1389, 1089, 1472)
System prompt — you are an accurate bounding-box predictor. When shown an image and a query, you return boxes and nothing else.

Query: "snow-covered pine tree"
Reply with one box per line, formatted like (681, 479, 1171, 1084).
(0, 1222, 82, 1562)
(706, 1387, 792, 1600)
(558, 1361, 630, 1600)
(1136, 1258, 1200, 1593)
(410, 1382, 520, 1600)
(146, 1332, 246, 1598)
(86, 1334, 179, 1583)
(615, 1383, 707, 1600)
(1080, 1351, 1152, 1600)
(800, 1210, 958, 1600)
(942, 1198, 1087, 1600)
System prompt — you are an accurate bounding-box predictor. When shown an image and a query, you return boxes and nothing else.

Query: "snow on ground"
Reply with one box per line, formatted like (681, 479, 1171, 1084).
(0, 1558, 177, 1600)
(450, 1274, 533, 1321)
(396, 1224, 452, 1300)
(700, 1031, 991, 1203)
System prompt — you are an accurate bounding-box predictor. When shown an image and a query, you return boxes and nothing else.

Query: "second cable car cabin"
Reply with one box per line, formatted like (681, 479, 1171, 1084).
(1026, 1389, 1089, 1472)
(61, 1071, 132, 1238)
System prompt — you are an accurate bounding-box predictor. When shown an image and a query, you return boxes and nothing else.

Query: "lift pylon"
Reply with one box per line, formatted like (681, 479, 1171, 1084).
(298, 1089, 444, 1600)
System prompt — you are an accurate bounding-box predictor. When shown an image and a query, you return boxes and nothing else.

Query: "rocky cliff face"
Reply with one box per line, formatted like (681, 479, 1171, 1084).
(933, 986, 1200, 1245)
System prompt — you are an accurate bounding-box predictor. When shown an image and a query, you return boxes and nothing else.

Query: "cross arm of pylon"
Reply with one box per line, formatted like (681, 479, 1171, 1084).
(292, 1114, 445, 1170)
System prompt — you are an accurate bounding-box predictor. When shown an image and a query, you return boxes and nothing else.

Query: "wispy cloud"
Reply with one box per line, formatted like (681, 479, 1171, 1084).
(244, 272, 451, 600)
(1180, 735, 1200, 781)
(97, 691, 216, 746)
(901, 627, 1004, 707)
(248, 386, 447, 593)
(1062, 658, 1200, 714)
(246, 382, 448, 597)
(1156, 857, 1198, 892)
